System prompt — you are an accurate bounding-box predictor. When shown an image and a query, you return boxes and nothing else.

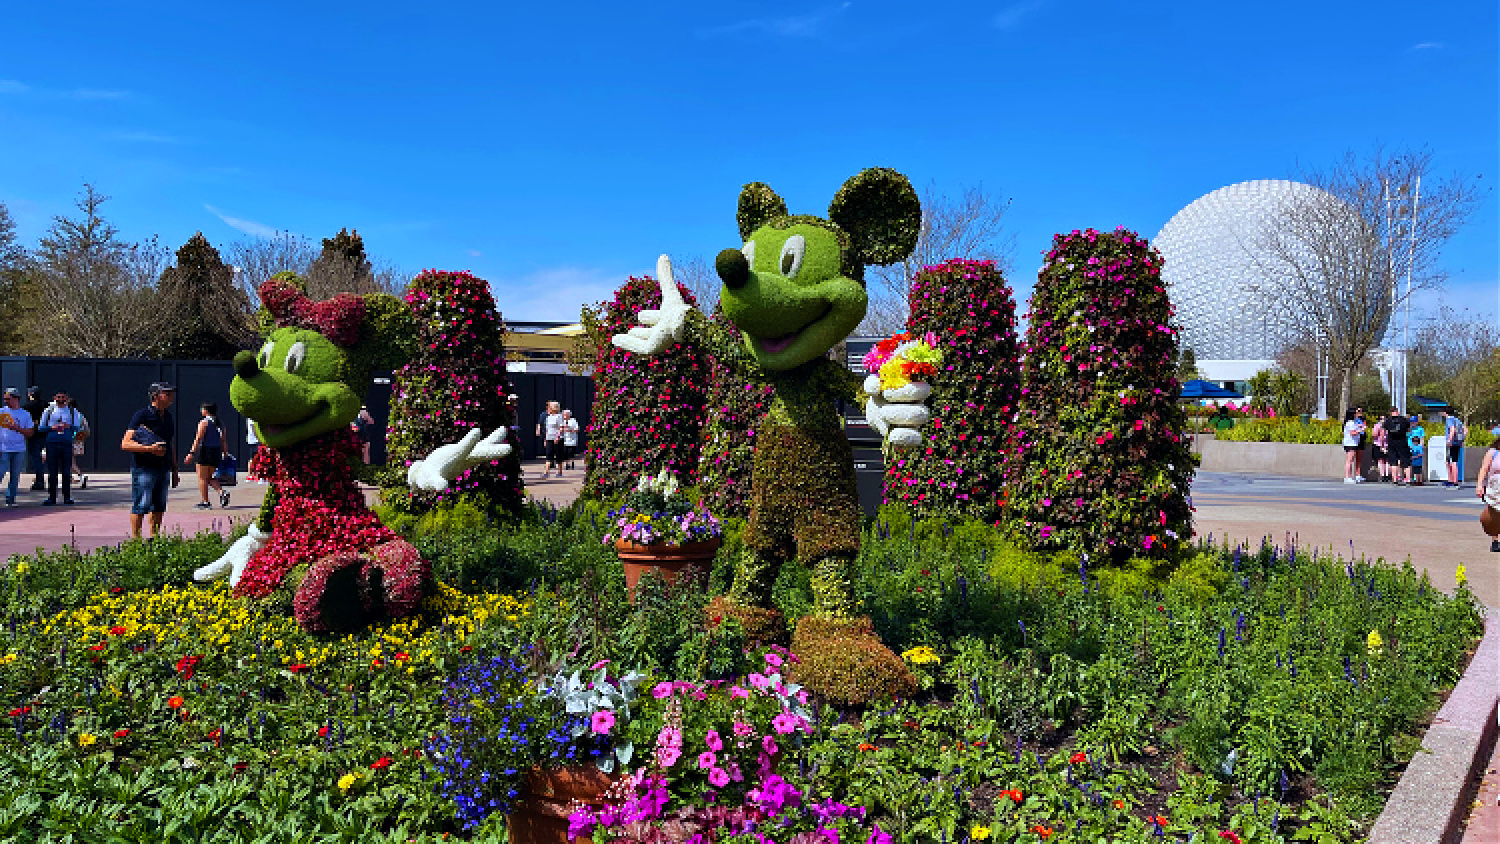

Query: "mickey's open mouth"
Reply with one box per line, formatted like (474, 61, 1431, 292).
(255, 399, 329, 441)
(755, 304, 831, 356)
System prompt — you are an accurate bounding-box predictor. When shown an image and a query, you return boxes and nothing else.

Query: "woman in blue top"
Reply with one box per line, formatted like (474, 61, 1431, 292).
(184, 402, 230, 509)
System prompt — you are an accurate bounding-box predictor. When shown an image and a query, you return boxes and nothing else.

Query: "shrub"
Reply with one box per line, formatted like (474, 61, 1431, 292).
(883, 259, 1021, 524)
(1216, 417, 1343, 444)
(383, 270, 524, 518)
(584, 276, 708, 498)
(1004, 227, 1195, 563)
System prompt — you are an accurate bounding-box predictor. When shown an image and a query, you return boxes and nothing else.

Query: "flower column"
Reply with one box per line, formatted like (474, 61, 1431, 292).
(1003, 228, 1195, 561)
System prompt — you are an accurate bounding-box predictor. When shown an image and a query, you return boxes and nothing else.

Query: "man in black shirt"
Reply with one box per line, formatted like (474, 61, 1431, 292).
(1382, 406, 1413, 486)
(120, 382, 180, 539)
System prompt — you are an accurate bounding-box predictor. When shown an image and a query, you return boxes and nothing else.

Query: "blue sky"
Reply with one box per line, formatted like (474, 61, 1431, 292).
(1, 1, 1494, 324)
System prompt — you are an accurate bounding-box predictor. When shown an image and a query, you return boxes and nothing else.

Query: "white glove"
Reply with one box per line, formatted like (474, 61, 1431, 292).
(406, 427, 514, 492)
(194, 523, 270, 586)
(862, 376, 932, 450)
(611, 255, 694, 356)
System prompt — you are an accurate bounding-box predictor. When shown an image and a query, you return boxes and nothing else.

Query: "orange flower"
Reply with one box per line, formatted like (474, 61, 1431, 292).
(1003, 788, 1024, 802)
(1113, 799, 1125, 809)
(167, 695, 185, 709)
(1031, 825, 1053, 839)
(857, 743, 877, 752)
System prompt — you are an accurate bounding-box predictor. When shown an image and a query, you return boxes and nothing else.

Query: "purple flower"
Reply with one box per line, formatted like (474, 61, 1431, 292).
(866, 823, 893, 844)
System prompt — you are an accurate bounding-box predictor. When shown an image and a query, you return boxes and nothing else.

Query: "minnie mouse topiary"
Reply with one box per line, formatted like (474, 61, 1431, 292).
(193, 278, 510, 631)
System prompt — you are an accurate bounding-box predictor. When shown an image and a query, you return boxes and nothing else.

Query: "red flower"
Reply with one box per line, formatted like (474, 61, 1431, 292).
(1147, 815, 1168, 827)
(286, 663, 308, 674)
(89, 643, 106, 652)
(1218, 833, 1242, 844)
(107, 626, 128, 635)
(458, 646, 472, 653)
(113, 728, 130, 739)
(175, 655, 203, 679)
(167, 695, 184, 709)
(7, 706, 32, 717)
(393, 652, 408, 662)
(1069, 751, 1088, 765)
(318, 725, 330, 737)
(370, 756, 393, 770)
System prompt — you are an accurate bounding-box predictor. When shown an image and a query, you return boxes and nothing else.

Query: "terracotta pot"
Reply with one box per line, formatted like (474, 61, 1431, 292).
(508, 766, 621, 844)
(614, 537, 722, 601)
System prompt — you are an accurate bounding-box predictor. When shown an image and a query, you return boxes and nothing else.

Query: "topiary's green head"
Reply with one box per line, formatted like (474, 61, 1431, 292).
(716, 168, 920, 371)
(232, 279, 413, 449)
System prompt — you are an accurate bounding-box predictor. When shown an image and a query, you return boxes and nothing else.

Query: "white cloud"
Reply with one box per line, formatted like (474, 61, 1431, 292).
(1411, 42, 1444, 50)
(468, 249, 483, 257)
(204, 204, 280, 239)
(488, 266, 630, 323)
(992, 0, 1046, 30)
(701, 2, 851, 38)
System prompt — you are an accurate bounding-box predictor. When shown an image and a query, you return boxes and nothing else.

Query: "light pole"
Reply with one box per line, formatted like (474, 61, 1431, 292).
(1382, 173, 1421, 415)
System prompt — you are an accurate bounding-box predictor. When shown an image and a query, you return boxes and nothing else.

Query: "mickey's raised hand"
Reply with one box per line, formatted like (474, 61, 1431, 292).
(406, 427, 513, 492)
(612, 255, 694, 356)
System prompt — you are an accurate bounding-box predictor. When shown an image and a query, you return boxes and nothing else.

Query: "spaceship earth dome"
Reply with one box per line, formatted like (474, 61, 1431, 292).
(1154, 180, 1338, 361)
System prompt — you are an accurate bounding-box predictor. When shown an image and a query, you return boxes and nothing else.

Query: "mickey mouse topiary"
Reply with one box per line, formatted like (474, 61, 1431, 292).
(193, 279, 512, 631)
(613, 168, 932, 704)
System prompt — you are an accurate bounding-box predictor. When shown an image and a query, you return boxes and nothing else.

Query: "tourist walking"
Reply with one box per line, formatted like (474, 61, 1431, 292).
(1381, 407, 1413, 486)
(121, 382, 180, 540)
(184, 402, 230, 510)
(1408, 415, 1427, 486)
(0, 387, 35, 507)
(561, 408, 580, 470)
(539, 401, 564, 478)
(1369, 410, 1389, 481)
(1342, 408, 1366, 484)
(37, 388, 83, 505)
(353, 405, 376, 464)
(22, 386, 44, 491)
(1444, 410, 1466, 488)
(1476, 434, 1500, 552)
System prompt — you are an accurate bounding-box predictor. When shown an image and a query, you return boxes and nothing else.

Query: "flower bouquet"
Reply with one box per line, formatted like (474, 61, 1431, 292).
(861, 331, 942, 399)
(604, 469, 725, 598)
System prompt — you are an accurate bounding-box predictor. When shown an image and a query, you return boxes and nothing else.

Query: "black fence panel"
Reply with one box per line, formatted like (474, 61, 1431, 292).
(507, 372, 594, 460)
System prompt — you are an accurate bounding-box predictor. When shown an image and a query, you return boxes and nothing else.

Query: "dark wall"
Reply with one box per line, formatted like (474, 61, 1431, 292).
(1, 357, 594, 472)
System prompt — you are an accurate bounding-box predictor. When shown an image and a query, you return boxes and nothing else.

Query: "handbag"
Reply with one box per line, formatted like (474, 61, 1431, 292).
(215, 452, 239, 486)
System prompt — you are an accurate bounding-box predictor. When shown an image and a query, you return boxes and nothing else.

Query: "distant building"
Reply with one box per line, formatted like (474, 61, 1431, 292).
(504, 322, 584, 374)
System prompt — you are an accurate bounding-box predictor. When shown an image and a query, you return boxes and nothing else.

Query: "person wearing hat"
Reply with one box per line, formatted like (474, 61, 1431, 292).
(0, 387, 36, 507)
(22, 386, 45, 491)
(120, 382, 180, 539)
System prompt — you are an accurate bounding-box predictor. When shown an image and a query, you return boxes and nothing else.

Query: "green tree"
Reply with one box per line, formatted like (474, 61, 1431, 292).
(1176, 346, 1201, 381)
(0, 200, 41, 354)
(155, 233, 254, 359)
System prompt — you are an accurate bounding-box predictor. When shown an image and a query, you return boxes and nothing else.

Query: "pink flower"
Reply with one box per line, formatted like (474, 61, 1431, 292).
(733, 720, 755, 737)
(704, 730, 723, 751)
(698, 751, 717, 769)
(590, 710, 616, 735)
(762, 734, 779, 755)
(772, 713, 798, 735)
(749, 673, 770, 689)
(708, 767, 730, 788)
(651, 682, 674, 699)
(764, 652, 784, 670)
(729, 685, 750, 699)
(589, 660, 611, 671)
(656, 745, 681, 768)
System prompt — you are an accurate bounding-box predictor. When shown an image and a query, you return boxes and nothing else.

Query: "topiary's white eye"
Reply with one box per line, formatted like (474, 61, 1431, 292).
(742, 240, 756, 267)
(258, 341, 274, 369)
(778, 234, 806, 278)
(285, 341, 307, 373)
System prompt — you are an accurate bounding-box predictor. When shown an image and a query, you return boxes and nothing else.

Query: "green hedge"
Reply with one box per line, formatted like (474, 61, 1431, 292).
(1215, 418, 1343, 444)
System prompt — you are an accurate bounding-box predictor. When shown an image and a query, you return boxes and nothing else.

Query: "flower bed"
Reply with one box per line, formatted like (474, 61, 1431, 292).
(1215, 418, 1343, 444)
(0, 506, 1482, 842)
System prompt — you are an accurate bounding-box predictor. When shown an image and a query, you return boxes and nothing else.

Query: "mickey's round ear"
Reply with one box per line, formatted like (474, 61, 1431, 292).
(828, 167, 921, 267)
(737, 182, 789, 241)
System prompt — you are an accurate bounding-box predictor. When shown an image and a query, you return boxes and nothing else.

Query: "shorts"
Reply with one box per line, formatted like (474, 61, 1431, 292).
(1370, 446, 1387, 461)
(1387, 448, 1411, 469)
(1448, 444, 1463, 463)
(545, 439, 563, 463)
(130, 466, 170, 514)
(197, 447, 223, 469)
(1343, 445, 1361, 453)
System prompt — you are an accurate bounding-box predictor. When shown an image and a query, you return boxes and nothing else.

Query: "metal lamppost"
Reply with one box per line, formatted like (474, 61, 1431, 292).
(1382, 174, 1421, 415)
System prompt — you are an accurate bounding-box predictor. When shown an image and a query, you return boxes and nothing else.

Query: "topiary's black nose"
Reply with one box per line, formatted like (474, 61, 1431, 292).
(234, 349, 260, 380)
(716, 248, 750, 290)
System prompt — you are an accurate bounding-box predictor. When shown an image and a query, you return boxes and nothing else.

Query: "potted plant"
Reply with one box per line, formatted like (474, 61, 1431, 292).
(604, 468, 725, 599)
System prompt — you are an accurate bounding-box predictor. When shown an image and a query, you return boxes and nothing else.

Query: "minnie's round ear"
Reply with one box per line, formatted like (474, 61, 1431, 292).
(737, 182, 789, 241)
(828, 168, 921, 267)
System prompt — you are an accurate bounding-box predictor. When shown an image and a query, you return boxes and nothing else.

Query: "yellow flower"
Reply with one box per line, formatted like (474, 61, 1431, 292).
(337, 772, 359, 792)
(1367, 630, 1383, 652)
(13, 562, 27, 575)
(901, 645, 941, 665)
(78, 733, 97, 747)
(971, 826, 991, 841)
(878, 358, 910, 391)
(1456, 565, 1468, 587)
(0, 654, 16, 666)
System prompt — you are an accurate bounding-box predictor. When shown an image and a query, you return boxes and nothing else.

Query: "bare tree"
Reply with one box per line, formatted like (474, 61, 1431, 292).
(670, 255, 720, 314)
(860, 183, 1014, 335)
(31, 184, 167, 357)
(1409, 305, 1500, 423)
(1253, 149, 1479, 418)
(224, 231, 319, 299)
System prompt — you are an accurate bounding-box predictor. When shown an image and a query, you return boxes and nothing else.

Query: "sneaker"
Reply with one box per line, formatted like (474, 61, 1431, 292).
(194, 501, 212, 510)
(79, 475, 88, 490)
(63, 499, 75, 505)
(220, 490, 230, 508)
(1343, 477, 1356, 484)
(41, 499, 55, 506)
(1491, 540, 1500, 553)
(4, 499, 14, 507)
(30, 483, 43, 491)
(1354, 476, 1366, 483)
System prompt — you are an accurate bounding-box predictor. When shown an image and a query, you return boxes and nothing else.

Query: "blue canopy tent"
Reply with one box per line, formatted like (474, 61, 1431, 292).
(1179, 379, 1244, 400)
